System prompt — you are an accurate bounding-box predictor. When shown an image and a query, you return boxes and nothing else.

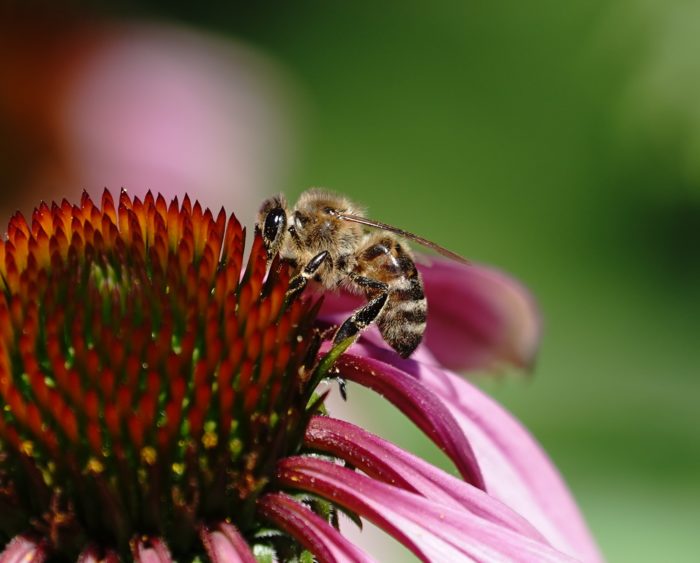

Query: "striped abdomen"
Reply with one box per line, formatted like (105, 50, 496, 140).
(356, 235, 427, 358)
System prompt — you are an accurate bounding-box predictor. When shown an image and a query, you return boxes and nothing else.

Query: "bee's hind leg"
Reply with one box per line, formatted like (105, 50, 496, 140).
(331, 276, 389, 401)
(333, 276, 389, 345)
(286, 250, 332, 300)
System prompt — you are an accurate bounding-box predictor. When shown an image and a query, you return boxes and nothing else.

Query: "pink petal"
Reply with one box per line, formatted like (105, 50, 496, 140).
(276, 456, 577, 563)
(347, 342, 602, 563)
(199, 522, 256, 563)
(419, 258, 541, 372)
(258, 492, 375, 563)
(131, 536, 173, 563)
(0, 535, 49, 563)
(305, 416, 546, 544)
(333, 353, 485, 489)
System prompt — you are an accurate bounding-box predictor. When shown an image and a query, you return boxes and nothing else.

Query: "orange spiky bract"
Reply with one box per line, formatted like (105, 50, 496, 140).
(0, 190, 326, 559)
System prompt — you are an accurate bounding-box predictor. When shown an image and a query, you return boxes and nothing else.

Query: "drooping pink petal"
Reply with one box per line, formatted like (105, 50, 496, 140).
(419, 258, 541, 372)
(199, 522, 257, 563)
(333, 354, 485, 489)
(276, 456, 578, 563)
(0, 535, 49, 563)
(258, 492, 374, 563)
(131, 537, 173, 563)
(305, 416, 546, 544)
(344, 342, 602, 563)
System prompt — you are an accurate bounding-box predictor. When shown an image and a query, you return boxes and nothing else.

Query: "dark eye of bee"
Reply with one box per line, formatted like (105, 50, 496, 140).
(263, 208, 286, 243)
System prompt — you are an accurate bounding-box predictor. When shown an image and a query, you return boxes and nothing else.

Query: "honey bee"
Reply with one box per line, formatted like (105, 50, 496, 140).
(256, 188, 468, 358)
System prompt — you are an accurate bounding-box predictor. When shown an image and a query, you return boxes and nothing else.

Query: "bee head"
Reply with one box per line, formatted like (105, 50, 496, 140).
(290, 205, 340, 250)
(257, 195, 288, 258)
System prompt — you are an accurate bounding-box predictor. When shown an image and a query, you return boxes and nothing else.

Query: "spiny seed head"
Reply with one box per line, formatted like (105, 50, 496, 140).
(0, 190, 325, 559)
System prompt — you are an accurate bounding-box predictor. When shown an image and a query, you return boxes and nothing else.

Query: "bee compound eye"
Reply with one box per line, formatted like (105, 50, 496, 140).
(263, 208, 286, 243)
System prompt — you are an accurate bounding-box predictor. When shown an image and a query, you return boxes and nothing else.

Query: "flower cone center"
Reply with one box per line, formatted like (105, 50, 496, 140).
(0, 191, 324, 558)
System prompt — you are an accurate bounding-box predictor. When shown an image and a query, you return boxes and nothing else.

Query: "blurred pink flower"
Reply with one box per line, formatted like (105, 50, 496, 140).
(0, 17, 297, 221)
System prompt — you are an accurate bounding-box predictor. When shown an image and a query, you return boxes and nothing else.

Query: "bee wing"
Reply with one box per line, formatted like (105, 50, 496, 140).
(336, 212, 471, 265)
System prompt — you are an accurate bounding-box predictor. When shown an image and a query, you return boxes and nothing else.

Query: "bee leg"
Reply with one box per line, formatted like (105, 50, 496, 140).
(331, 276, 388, 400)
(333, 276, 389, 345)
(337, 377, 348, 401)
(286, 250, 332, 300)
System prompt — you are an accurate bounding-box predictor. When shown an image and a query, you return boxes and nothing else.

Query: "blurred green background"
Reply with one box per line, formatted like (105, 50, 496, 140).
(2, 1, 699, 561)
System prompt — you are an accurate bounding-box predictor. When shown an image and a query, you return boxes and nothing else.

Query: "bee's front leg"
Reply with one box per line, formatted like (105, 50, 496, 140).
(286, 251, 332, 300)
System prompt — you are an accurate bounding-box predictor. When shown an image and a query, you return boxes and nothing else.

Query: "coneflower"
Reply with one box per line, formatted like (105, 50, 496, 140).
(0, 191, 601, 562)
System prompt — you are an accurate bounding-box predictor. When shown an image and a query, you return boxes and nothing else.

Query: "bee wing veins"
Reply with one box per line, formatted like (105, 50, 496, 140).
(335, 212, 471, 265)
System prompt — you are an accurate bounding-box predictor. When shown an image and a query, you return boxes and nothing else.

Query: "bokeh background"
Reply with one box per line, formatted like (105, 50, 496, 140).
(2, 2, 698, 561)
